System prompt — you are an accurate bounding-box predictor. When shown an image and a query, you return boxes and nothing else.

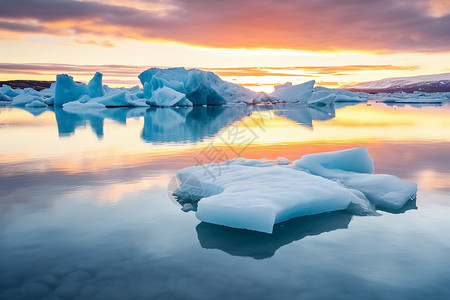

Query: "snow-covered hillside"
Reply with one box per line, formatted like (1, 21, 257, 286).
(342, 73, 450, 93)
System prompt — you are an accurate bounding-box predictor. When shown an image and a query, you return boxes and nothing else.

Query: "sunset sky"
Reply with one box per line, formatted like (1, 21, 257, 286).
(1, 0, 450, 92)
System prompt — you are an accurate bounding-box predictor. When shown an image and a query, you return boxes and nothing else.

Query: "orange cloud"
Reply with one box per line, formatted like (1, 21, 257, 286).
(0, 0, 449, 52)
(74, 39, 115, 47)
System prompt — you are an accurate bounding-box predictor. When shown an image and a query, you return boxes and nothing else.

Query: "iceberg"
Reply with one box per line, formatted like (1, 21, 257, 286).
(314, 86, 365, 102)
(54, 72, 110, 106)
(292, 147, 417, 209)
(270, 80, 315, 104)
(92, 91, 132, 107)
(25, 100, 48, 108)
(174, 157, 375, 233)
(62, 100, 106, 110)
(146, 86, 193, 107)
(54, 74, 90, 106)
(0, 91, 12, 102)
(1, 84, 19, 98)
(270, 82, 364, 105)
(174, 147, 417, 233)
(139, 67, 256, 106)
(276, 157, 290, 165)
(11, 94, 44, 106)
(87, 72, 105, 98)
(308, 90, 336, 106)
(374, 92, 445, 104)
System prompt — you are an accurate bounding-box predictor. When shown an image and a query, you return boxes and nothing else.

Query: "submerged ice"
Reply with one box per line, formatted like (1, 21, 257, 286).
(174, 147, 417, 233)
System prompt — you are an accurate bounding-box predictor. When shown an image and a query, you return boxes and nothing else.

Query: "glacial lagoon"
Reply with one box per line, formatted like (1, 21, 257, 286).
(1, 102, 450, 299)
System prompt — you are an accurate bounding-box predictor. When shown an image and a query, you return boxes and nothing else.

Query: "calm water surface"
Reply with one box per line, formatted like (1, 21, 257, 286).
(1, 102, 449, 299)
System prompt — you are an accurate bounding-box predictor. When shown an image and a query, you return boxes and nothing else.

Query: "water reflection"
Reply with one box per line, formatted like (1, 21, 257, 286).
(254, 104, 335, 127)
(1, 102, 450, 299)
(20, 104, 342, 142)
(54, 107, 147, 138)
(195, 196, 420, 259)
(196, 211, 353, 259)
(22, 106, 48, 117)
(141, 106, 252, 143)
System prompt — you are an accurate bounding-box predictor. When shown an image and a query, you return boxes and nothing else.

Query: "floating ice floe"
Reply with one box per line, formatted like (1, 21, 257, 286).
(174, 147, 417, 233)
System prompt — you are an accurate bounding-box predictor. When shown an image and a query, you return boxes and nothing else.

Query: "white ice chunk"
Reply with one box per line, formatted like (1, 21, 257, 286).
(128, 98, 149, 107)
(270, 80, 315, 104)
(91, 91, 131, 107)
(308, 91, 336, 106)
(43, 97, 54, 105)
(315, 86, 365, 102)
(62, 100, 106, 110)
(276, 157, 290, 165)
(1, 84, 19, 98)
(11, 94, 44, 106)
(0, 91, 11, 101)
(39, 82, 56, 98)
(146, 86, 193, 107)
(274, 82, 293, 91)
(25, 100, 47, 108)
(292, 147, 417, 209)
(175, 158, 374, 233)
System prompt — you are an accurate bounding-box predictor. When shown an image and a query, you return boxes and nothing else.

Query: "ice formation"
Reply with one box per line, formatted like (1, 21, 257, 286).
(175, 157, 374, 233)
(315, 86, 366, 102)
(276, 157, 290, 165)
(292, 147, 418, 209)
(139, 67, 256, 105)
(2, 84, 19, 98)
(269, 81, 367, 105)
(0, 91, 12, 101)
(270, 80, 315, 104)
(54, 74, 90, 106)
(146, 86, 193, 107)
(174, 147, 417, 233)
(12, 94, 44, 106)
(3, 68, 448, 108)
(25, 100, 48, 108)
(307, 90, 336, 106)
(371, 91, 449, 104)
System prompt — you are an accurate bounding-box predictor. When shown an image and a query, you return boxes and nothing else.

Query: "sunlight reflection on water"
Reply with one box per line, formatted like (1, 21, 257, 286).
(0, 102, 450, 299)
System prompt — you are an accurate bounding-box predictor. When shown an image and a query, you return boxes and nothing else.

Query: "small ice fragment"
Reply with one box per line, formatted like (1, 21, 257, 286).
(276, 157, 290, 165)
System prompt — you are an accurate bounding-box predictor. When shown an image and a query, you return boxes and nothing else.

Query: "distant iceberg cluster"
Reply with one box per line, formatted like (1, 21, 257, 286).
(1, 67, 369, 108)
(174, 147, 417, 233)
(369, 91, 450, 104)
(2, 67, 449, 108)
